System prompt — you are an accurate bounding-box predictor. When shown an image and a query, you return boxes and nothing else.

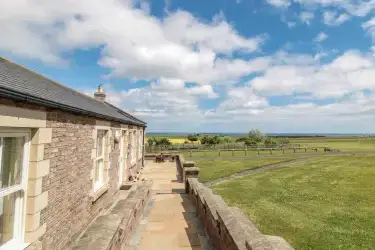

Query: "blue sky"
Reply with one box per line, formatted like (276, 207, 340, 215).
(2, 0, 375, 133)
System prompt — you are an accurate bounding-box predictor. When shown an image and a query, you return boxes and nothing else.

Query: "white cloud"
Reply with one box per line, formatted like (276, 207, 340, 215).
(299, 11, 315, 25)
(98, 78, 218, 124)
(249, 50, 375, 99)
(266, 0, 291, 8)
(323, 11, 350, 26)
(218, 88, 268, 111)
(267, 0, 375, 23)
(363, 17, 375, 42)
(314, 32, 328, 42)
(287, 21, 297, 28)
(295, 0, 375, 17)
(0, 0, 266, 85)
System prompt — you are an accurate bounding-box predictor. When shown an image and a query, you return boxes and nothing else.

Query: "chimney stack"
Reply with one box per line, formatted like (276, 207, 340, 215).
(94, 85, 106, 102)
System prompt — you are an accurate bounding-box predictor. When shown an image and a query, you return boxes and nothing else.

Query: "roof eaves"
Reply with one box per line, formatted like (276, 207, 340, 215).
(0, 86, 146, 127)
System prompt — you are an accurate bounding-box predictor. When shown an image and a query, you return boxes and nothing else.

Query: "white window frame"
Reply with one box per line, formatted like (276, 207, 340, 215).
(131, 131, 136, 165)
(94, 130, 106, 192)
(138, 130, 142, 160)
(0, 129, 30, 250)
(118, 131, 127, 185)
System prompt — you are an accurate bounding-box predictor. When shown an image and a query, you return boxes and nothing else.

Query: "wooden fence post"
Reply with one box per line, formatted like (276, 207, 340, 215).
(294, 148, 296, 153)
(232, 149, 234, 156)
(270, 149, 272, 155)
(245, 148, 247, 156)
(218, 150, 221, 156)
(305, 147, 307, 152)
(257, 149, 260, 156)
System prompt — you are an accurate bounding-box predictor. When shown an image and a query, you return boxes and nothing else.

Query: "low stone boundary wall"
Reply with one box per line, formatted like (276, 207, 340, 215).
(71, 181, 152, 250)
(183, 162, 294, 250)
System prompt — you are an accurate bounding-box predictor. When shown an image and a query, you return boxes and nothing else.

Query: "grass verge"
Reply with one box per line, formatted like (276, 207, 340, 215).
(195, 157, 297, 183)
(212, 155, 375, 249)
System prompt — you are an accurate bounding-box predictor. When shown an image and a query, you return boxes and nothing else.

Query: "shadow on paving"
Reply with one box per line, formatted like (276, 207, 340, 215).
(127, 163, 213, 250)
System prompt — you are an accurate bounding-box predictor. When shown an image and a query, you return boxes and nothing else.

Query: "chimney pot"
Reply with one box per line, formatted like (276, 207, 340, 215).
(94, 85, 106, 101)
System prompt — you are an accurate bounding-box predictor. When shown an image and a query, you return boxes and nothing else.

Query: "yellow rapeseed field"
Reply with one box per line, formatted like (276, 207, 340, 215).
(145, 136, 201, 145)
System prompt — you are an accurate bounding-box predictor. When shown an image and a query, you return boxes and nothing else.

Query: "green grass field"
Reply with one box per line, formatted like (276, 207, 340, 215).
(213, 155, 375, 249)
(195, 157, 297, 182)
(291, 137, 375, 151)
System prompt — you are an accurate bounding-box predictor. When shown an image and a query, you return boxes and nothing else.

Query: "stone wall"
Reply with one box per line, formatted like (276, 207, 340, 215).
(39, 109, 144, 250)
(0, 99, 145, 250)
(184, 166, 294, 250)
(71, 181, 152, 250)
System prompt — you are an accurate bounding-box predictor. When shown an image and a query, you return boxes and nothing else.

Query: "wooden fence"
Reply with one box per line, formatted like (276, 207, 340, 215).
(148, 147, 328, 157)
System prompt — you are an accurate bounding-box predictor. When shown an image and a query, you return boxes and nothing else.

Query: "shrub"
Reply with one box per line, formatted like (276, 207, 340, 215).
(154, 137, 171, 146)
(147, 138, 155, 146)
(236, 137, 248, 143)
(200, 135, 220, 145)
(264, 137, 279, 148)
(278, 138, 290, 145)
(244, 138, 258, 147)
(187, 133, 199, 143)
(221, 136, 232, 143)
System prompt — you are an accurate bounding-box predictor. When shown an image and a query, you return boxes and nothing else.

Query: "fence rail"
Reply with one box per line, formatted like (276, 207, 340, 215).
(146, 146, 330, 157)
(145, 143, 311, 153)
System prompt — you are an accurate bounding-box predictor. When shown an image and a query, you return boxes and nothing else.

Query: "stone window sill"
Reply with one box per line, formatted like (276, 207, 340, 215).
(90, 184, 109, 202)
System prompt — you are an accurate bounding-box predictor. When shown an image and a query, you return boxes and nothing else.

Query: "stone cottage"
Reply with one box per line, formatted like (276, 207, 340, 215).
(0, 57, 146, 250)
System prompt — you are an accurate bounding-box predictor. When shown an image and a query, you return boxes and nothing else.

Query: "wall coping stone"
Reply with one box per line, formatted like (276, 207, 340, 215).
(70, 180, 152, 250)
(183, 161, 195, 168)
(186, 177, 294, 250)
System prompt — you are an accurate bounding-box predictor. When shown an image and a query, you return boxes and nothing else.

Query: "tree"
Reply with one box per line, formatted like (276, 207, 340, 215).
(147, 138, 155, 146)
(154, 138, 171, 146)
(278, 138, 290, 145)
(221, 136, 232, 143)
(248, 129, 264, 143)
(210, 135, 221, 145)
(200, 135, 220, 145)
(264, 137, 278, 148)
(235, 137, 248, 143)
(244, 138, 257, 147)
(187, 133, 199, 143)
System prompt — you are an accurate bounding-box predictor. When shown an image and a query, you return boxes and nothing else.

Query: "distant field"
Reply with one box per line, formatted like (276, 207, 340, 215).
(292, 137, 375, 151)
(195, 157, 298, 183)
(213, 155, 375, 249)
(145, 134, 375, 152)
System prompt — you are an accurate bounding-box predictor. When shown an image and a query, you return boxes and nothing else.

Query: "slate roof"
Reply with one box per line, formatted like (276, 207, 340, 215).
(0, 57, 146, 127)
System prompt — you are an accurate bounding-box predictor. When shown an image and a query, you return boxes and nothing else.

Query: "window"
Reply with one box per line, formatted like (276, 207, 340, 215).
(94, 130, 106, 191)
(0, 130, 30, 249)
(118, 131, 127, 185)
(138, 130, 142, 159)
(131, 131, 136, 164)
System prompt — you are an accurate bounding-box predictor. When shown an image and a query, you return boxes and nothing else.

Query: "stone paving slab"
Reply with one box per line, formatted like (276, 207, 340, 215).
(127, 161, 213, 250)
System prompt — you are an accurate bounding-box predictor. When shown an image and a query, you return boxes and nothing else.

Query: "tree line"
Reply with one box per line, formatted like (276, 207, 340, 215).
(146, 129, 290, 147)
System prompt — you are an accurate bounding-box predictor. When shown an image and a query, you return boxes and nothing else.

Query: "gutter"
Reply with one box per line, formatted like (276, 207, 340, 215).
(0, 87, 147, 128)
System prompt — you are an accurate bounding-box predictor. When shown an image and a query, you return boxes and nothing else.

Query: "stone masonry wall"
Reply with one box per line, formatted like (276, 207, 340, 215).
(185, 177, 294, 250)
(0, 98, 145, 250)
(39, 109, 143, 250)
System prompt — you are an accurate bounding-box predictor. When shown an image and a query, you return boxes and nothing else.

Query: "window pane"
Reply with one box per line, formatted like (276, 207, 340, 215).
(0, 192, 19, 245)
(95, 159, 103, 183)
(96, 131, 105, 157)
(1, 137, 24, 188)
